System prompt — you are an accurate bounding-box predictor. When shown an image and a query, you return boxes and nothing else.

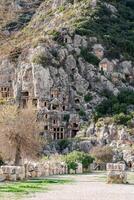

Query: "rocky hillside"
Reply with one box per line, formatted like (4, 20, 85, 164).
(0, 0, 134, 163)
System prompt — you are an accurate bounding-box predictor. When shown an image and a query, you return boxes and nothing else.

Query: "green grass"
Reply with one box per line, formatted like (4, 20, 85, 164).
(0, 178, 71, 194)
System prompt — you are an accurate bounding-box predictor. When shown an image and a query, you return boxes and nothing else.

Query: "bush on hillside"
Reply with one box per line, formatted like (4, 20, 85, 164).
(76, 1, 134, 60)
(80, 48, 100, 66)
(9, 47, 22, 63)
(63, 114, 70, 122)
(95, 89, 134, 123)
(32, 52, 49, 67)
(79, 108, 86, 117)
(113, 113, 132, 125)
(91, 146, 113, 164)
(58, 139, 71, 151)
(84, 93, 93, 102)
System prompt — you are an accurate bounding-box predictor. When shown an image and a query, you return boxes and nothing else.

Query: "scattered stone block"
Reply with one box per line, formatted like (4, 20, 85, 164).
(107, 163, 127, 184)
(107, 171, 127, 184)
(76, 163, 83, 174)
(0, 161, 81, 182)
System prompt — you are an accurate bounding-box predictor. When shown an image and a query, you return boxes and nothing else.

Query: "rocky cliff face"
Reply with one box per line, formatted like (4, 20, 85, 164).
(77, 117, 134, 165)
(0, 0, 134, 157)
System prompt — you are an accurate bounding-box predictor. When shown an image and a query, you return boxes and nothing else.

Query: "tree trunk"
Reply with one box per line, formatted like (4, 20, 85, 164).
(15, 144, 21, 166)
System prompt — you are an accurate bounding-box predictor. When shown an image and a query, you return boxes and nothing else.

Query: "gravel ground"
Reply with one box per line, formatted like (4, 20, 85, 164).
(22, 173, 134, 200)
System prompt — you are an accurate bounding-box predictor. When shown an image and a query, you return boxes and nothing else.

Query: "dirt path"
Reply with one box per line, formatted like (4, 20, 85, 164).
(22, 173, 134, 200)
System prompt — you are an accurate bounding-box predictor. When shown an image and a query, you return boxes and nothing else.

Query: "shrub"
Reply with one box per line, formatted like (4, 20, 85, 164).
(100, 68, 104, 75)
(0, 98, 6, 105)
(63, 151, 79, 171)
(9, 47, 22, 63)
(95, 89, 134, 120)
(50, 30, 61, 40)
(91, 146, 113, 164)
(50, 30, 64, 45)
(117, 90, 134, 105)
(63, 114, 70, 122)
(101, 89, 113, 98)
(32, 52, 49, 66)
(79, 152, 94, 170)
(58, 6, 65, 12)
(105, 48, 120, 60)
(63, 151, 94, 172)
(80, 48, 100, 66)
(58, 139, 70, 151)
(84, 93, 92, 102)
(113, 113, 132, 125)
(79, 108, 86, 117)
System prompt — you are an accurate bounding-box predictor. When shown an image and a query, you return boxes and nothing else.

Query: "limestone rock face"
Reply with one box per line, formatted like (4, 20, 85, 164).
(90, 0, 97, 9)
(58, 48, 68, 62)
(86, 123, 95, 136)
(52, 0, 67, 10)
(33, 64, 53, 98)
(120, 61, 132, 75)
(100, 75, 119, 95)
(65, 55, 76, 70)
(118, 128, 129, 141)
(93, 44, 104, 59)
(123, 150, 134, 164)
(0, 24, 133, 127)
(79, 141, 93, 153)
(0, 0, 134, 159)
(74, 35, 82, 47)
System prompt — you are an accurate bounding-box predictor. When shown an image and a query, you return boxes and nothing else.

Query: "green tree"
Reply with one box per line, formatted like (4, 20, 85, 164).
(78, 152, 94, 170)
(63, 151, 94, 172)
(95, 89, 134, 120)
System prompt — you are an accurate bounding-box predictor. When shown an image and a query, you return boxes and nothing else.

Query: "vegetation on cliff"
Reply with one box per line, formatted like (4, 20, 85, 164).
(0, 0, 133, 61)
(76, 0, 134, 60)
(95, 89, 134, 125)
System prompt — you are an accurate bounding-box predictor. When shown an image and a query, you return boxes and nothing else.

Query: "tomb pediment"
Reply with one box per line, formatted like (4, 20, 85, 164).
(51, 98, 61, 105)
